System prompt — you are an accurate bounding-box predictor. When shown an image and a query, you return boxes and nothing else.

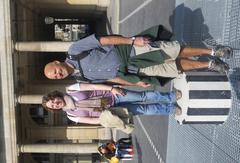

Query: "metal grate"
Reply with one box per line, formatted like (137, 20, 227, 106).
(167, 0, 240, 163)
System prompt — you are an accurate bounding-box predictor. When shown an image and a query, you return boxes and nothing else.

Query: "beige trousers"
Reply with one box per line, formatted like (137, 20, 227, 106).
(134, 41, 181, 78)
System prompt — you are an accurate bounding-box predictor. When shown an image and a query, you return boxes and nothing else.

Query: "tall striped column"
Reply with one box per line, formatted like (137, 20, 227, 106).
(174, 71, 232, 124)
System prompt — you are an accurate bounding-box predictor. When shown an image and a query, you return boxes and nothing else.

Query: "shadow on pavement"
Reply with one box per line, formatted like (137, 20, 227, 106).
(170, 4, 215, 48)
(229, 67, 240, 99)
(134, 136, 143, 163)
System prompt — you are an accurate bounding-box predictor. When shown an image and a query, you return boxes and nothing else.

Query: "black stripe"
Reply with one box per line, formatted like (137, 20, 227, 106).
(189, 90, 231, 99)
(187, 108, 230, 115)
(187, 76, 228, 82)
(181, 120, 224, 124)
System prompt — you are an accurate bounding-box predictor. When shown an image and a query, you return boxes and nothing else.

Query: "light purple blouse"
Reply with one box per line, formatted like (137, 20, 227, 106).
(64, 90, 115, 120)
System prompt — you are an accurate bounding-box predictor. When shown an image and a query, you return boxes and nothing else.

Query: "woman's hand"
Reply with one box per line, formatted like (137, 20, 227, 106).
(111, 87, 126, 96)
(100, 98, 111, 109)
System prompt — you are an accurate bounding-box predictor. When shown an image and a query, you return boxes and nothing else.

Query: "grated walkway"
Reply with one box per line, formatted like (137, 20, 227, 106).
(167, 1, 240, 163)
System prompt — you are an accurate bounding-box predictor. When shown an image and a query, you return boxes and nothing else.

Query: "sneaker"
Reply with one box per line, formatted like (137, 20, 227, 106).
(176, 90, 182, 100)
(175, 105, 182, 116)
(129, 145, 134, 150)
(128, 150, 134, 156)
(213, 45, 233, 59)
(209, 58, 229, 74)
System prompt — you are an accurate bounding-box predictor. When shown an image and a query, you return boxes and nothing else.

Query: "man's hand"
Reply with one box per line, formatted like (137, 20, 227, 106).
(134, 37, 151, 47)
(135, 81, 151, 88)
(111, 87, 126, 96)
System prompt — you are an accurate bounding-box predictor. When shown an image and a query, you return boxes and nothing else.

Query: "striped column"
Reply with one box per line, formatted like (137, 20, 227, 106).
(174, 71, 232, 124)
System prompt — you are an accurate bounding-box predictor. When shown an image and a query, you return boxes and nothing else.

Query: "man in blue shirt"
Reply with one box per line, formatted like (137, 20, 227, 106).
(44, 34, 231, 87)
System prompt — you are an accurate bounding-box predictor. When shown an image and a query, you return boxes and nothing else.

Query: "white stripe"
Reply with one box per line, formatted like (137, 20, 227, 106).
(184, 115, 228, 122)
(136, 116, 164, 163)
(189, 99, 231, 108)
(121, 158, 133, 160)
(119, 0, 152, 24)
(188, 82, 231, 90)
(121, 154, 133, 158)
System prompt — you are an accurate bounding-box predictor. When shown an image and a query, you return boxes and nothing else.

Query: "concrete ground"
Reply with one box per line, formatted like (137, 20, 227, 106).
(107, 0, 240, 163)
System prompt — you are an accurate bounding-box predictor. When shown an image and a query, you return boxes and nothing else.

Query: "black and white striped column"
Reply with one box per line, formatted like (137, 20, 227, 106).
(174, 71, 232, 125)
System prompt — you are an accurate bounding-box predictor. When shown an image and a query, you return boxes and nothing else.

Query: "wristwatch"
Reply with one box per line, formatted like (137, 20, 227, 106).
(131, 37, 136, 45)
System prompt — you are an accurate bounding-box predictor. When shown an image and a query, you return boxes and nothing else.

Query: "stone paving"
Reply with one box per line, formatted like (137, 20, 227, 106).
(108, 0, 240, 162)
(167, 1, 240, 163)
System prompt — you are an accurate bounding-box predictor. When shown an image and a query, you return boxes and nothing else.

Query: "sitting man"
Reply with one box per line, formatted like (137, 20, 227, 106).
(44, 33, 232, 87)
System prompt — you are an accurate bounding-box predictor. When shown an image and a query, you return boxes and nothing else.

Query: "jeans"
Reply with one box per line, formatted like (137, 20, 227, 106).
(116, 144, 133, 158)
(114, 90, 176, 115)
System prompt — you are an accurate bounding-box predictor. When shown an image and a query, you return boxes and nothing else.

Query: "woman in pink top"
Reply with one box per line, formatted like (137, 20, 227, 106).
(42, 83, 182, 124)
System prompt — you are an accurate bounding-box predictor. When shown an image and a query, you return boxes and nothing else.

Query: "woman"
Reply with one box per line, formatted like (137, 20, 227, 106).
(42, 83, 182, 124)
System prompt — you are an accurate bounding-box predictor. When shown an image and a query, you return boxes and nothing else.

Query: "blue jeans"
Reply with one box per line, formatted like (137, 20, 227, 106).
(114, 90, 176, 115)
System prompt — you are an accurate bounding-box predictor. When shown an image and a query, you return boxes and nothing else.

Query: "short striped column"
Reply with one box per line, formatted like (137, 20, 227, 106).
(174, 71, 232, 124)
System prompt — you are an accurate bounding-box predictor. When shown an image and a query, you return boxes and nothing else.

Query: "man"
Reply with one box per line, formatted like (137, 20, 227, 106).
(44, 34, 232, 87)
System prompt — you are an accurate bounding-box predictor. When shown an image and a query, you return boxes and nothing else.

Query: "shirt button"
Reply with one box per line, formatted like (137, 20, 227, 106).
(88, 69, 92, 71)
(98, 69, 101, 71)
(107, 69, 111, 71)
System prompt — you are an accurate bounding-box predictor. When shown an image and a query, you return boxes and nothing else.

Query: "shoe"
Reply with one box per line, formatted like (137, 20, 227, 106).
(129, 150, 134, 156)
(213, 45, 233, 59)
(209, 58, 229, 74)
(175, 105, 182, 116)
(129, 145, 134, 150)
(176, 90, 182, 100)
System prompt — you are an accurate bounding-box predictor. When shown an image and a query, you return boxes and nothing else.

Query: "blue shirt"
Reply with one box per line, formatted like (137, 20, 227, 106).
(66, 34, 122, 82)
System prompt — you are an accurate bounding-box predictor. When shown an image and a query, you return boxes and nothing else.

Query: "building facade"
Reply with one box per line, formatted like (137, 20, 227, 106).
(0, 0, 112, 162)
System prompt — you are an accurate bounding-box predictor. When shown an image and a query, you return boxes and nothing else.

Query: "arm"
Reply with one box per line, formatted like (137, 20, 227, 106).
(107, 77, 151, 88)
(78, 117, 100, 124)
(66, 83, 126, 96)
(107, 77, 136, 86)
(67, 115, 100, 124)
(99, 36, 150, 47)
(66, 83, 112, 91)
(79, 83, 113, 91)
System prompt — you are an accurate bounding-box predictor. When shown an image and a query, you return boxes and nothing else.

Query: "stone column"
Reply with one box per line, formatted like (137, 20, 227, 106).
(19, 143, 98, 153)
(25, 83, 69, 94)
(26, 126, 112, 140)
(15, 41, 73, 52)
(17, 95, 43, 104)
(67, 0, 110, 7)
(0, 0, 18, 162)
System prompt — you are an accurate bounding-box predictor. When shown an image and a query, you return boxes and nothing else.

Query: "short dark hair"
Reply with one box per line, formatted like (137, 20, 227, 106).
(97, 145, 115, 159)
(42, 90, 64, 112)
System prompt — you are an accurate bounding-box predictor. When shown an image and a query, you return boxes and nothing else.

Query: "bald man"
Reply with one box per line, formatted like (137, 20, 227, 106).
(44, 61, 74, 80)
(44, 34, 231, 87)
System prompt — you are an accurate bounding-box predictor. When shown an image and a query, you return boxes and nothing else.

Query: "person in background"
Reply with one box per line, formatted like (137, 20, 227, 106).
(98, 137, 133, 162)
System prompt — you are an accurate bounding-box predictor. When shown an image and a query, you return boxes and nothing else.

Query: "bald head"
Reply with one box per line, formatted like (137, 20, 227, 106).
(44, 61, 71, 79)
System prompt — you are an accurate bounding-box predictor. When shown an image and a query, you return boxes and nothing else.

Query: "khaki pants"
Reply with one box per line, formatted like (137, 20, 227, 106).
(134, 41, 181, 78)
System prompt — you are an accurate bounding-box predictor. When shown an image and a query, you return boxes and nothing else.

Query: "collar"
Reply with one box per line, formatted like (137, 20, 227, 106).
(62, 95, 76, 111)
(73, 69, 80, 74)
